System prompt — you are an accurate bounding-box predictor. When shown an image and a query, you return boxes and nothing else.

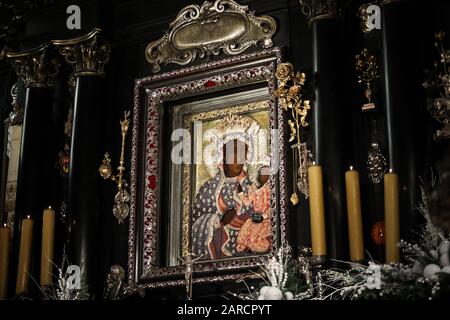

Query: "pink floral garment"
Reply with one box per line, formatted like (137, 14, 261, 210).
(236, 182, 272, 253)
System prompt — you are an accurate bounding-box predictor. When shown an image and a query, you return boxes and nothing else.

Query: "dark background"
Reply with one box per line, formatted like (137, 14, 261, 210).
(0, 0, 449, 299)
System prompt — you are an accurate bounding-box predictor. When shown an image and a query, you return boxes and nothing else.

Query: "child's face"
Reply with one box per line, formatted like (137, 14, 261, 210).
(258, 166, 270, 185)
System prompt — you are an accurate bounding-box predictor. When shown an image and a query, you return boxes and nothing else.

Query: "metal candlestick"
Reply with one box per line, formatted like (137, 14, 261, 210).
(99, 110, 131, 223)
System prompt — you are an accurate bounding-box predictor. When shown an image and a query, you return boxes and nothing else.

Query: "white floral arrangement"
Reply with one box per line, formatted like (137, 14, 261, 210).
(235, 187, 450, 300)
(231, 246, 301, 300)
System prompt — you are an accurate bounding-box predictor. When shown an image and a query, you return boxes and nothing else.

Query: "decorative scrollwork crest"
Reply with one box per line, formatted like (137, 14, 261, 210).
(145, 0, 277, 73)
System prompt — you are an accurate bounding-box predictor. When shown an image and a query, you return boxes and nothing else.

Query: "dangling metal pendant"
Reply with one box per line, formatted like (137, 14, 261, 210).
(113, 186, 130, 224)
(296, 142, 313, 199)
(367, 142, 387, 184)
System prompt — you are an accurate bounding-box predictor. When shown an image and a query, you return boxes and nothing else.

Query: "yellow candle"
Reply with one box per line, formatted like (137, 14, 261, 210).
(0, 224, 11, 299)
(345, 167, 364, 261)
(308, 164, 327, 257)
(40, 207, 55, 286)
(384, 170, 400, 263)
(16, 215, 33, 294)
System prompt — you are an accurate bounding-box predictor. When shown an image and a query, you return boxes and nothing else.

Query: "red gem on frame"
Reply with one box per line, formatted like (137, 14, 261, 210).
(148, 175, 157, 190)
(205, 80, 216, 88)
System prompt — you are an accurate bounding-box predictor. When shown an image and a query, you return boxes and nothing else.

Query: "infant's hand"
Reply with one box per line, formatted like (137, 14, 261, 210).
(220, 207, 237, 226)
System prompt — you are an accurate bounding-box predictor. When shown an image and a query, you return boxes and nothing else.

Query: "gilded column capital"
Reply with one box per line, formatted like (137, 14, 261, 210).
(6, 44, 59, 88)
(299, 0, 343, 24)
(52, 28, 110, 77)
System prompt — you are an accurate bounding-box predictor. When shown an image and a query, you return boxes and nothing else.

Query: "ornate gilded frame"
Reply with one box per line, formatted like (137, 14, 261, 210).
(128, 47, 288, 289)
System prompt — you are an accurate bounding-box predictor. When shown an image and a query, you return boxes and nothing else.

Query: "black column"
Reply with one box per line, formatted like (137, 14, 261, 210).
(52, 29, 110, 298)
(380, 1, 420, 239)
(6, 45, 58, 296)
(309, 14, 349, 261)
(67, 76, 105, 297)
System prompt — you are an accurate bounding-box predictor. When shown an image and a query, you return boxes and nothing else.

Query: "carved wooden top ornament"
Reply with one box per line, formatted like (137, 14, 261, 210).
(145, 0, 277, 73)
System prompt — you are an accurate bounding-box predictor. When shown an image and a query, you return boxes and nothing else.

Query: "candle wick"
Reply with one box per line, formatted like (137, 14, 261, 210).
(389, 168, 393, 173)
(349, 165, 354, 171)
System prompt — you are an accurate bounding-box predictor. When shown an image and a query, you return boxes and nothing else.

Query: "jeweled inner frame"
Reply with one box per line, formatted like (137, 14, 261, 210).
(129, 48, 289, 288)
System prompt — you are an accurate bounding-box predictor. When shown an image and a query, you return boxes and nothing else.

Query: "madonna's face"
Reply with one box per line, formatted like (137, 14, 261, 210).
(223, 139, 248, 177)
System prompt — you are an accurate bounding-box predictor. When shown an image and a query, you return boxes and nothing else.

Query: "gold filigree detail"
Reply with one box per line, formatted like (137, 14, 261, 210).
(275, 63, 310, 137)
(355, 48, 380, 109)
(275, 62, 312, 203)
(215, 114, 252, 132)
(275, 63, 309, 128)
(185, 101, 267, 124)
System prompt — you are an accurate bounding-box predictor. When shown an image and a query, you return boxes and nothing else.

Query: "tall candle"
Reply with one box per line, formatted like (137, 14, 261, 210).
(345, 167, 364, 261)
(384, 170, 400, 263)
(16, 215, 33, 294)
(40, 207, 55, 286)
(308, 163, 327, 257)
(0, 224, 11, 299)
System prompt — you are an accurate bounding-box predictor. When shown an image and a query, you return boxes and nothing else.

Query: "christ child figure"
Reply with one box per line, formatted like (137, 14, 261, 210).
(236, 166, 272, 253)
